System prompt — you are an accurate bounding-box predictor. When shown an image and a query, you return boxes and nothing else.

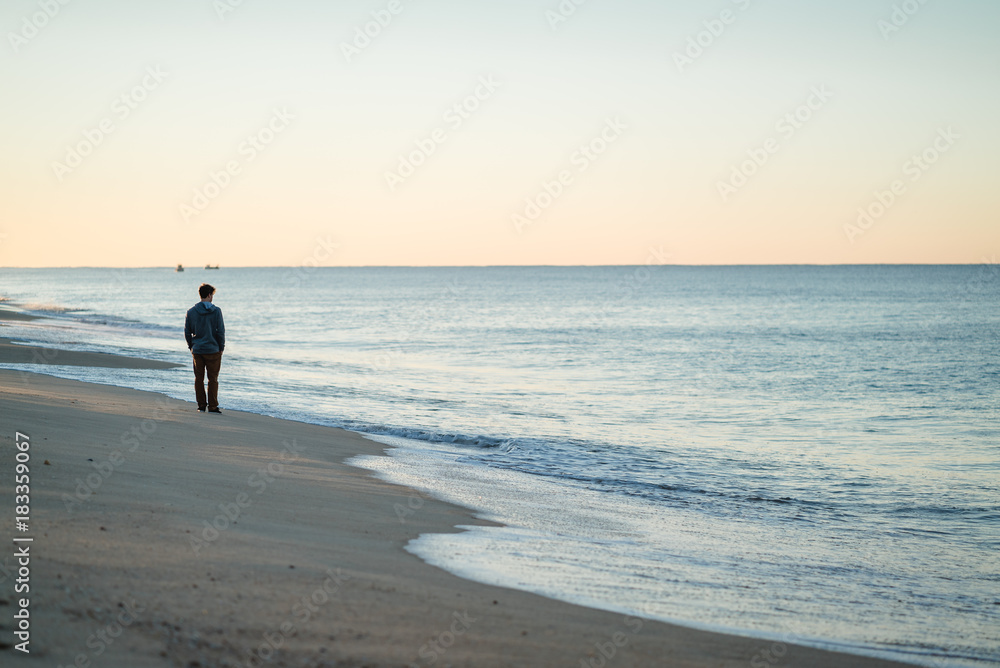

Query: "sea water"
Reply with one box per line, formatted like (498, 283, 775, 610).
(1, 265, 997, 666)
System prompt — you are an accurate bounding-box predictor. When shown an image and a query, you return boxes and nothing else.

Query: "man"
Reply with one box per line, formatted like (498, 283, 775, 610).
(184, 283, 225, 413)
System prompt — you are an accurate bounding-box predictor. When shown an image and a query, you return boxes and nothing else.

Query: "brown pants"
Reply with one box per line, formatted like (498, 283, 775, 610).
(192, 352, 223, 409)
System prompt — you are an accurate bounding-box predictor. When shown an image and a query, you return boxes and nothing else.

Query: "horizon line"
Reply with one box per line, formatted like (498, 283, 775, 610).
(0, 262, 996, 270)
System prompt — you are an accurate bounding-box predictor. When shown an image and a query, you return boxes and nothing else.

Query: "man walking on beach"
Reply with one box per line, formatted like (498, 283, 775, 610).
(185, 283, 225, 413)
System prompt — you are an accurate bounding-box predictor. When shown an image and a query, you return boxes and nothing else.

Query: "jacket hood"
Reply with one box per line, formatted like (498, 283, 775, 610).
(195, 301, 217, 313)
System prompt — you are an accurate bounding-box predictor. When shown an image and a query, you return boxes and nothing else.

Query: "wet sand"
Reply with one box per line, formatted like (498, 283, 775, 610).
(0, 359, 913, 667)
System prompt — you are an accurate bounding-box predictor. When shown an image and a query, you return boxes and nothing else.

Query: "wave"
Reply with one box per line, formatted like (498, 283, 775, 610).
(340, 421, 524, 451)
(336, 420, 1000, 533)
(70, 313, 177, 335)
(18, 302, 79, 314)
(19, 303, 176, 336)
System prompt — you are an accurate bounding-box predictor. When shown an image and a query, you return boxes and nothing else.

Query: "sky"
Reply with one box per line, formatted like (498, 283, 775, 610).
(1, 0, 998, 267)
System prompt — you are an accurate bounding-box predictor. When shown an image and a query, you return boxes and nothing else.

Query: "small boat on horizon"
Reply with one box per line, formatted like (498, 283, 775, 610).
(204, 264, 220, 270)
(175, 264, 184, 272)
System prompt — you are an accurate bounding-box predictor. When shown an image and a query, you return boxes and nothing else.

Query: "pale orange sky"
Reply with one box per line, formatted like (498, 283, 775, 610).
(2, 0, 998, 266)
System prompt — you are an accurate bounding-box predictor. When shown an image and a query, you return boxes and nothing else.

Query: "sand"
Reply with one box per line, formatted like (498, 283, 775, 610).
(0, 338, 181, 370)
(0, 308, 41, 322)
(0, 347, 913, 667)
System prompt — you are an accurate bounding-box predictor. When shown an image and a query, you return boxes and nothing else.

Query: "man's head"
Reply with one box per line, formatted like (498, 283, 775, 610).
(199, 283, 216, 300)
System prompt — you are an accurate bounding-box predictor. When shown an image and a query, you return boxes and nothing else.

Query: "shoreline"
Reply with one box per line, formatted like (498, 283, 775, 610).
(0, 357, 918, 666)
(0, 337, 181, 370)
(1, 303, 180, 370)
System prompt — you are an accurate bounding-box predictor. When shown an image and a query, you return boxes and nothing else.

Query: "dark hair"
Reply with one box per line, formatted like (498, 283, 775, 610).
(199, 283, 216, 299)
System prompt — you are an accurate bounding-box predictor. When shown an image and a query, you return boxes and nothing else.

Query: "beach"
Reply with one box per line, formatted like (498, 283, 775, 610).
(0, 342, 916, 668)
(5, 0, 997, 661)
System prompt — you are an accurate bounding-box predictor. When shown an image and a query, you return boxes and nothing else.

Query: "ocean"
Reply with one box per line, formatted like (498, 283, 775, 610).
(1, 265, 997, 667)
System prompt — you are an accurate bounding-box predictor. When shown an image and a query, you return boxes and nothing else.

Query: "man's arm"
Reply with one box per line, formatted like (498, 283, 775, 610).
(215, 310, 225, 353)
(184, 312, 194, 350)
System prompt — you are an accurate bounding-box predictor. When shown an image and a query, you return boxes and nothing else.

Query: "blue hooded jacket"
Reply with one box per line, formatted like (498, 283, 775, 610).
(185, 301, 225, 354)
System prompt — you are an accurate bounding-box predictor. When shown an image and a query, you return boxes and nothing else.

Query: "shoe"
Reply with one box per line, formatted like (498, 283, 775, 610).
(208, 407, 222, 414)
(197, 406, 207, 412)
